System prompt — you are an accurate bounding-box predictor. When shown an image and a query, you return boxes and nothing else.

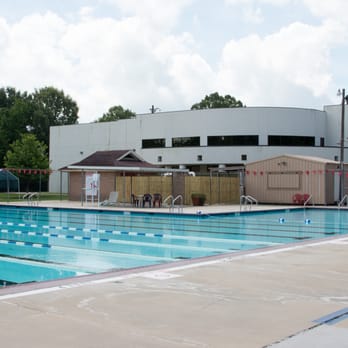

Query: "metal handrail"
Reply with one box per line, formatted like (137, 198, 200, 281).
(171, 195, 183, 213)
(303, 194, 313, 206)
(23, 192, 39, 206)
(338, 194, 348, 207)
(246, 195, 258, 204)
(240, 195, 258, 211)
(163, 195, 174, 207)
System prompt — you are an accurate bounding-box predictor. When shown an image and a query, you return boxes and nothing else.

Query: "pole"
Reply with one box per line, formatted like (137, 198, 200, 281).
(340, 88, 346, 201)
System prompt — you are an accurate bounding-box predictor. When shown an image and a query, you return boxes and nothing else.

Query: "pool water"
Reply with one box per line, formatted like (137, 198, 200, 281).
(0, 206, 346, 285)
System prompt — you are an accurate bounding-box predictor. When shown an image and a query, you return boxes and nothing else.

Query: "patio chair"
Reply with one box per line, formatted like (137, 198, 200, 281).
(100, 191, 118, 206)
(292, 193, 303, 205)
(153, 193, 162, 208)
(143, 193, 152, 207)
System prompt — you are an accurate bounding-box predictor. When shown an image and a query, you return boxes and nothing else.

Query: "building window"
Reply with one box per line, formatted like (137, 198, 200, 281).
(241, 154, 247, 161)
(142, 138, 165, 149)
(172, 136, 200, 147)
(208, 135, 259, 146)
(334, 155, 339, 161)
(268, 135, 315, 146)
(157, 156, 162, 162)
(197, 155, 202, 161)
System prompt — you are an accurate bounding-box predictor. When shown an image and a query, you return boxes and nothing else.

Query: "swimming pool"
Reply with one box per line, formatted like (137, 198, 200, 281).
(0, 206, 346, 286)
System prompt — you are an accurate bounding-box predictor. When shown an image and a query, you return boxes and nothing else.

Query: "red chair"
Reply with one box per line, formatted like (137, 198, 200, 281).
(292, 193, 303, 205)
(302, 193, 310, 204)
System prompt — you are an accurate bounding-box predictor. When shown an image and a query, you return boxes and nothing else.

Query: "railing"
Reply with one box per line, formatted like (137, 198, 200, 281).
(303, 194, 313, 206)
(23, 192, 39, 206)
(162, 195, 174, 207)
(163, 195, 183, 213)
(240, 195, 258, 211)
(338, 194, 348, 207)
(171, 195, 183, 213)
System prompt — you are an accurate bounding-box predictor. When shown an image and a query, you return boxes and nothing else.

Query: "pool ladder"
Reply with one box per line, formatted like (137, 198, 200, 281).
(240, 195, 258, 211)
(303, 194, 313, 206)
(23, 192, 39, 206)
(338, 194, 348, 207)
(163, 195, 183, 213)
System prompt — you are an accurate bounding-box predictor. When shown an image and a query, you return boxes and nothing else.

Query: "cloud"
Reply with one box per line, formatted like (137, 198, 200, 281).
(217, 20, 342, 106)
(225, 0, 290, 6)
(244, 6, 264, 24)
(0, 0, 346, 124)
(0, 5, 206, 122)
(303, 0, 348, 24)
(103, 0, 194, 30)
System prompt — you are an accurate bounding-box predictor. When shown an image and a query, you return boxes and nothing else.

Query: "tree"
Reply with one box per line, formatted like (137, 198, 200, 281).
(0, 85, 79, 168)
(0, 88, 34, 167)
(191, 92, 244, 110)
(95, 105, 136, 122)
(31, 87, 79, 145)
(4, 134, 49, 191)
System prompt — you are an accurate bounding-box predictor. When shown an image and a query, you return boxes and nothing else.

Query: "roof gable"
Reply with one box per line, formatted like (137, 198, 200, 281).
(70, 150, 154, 168)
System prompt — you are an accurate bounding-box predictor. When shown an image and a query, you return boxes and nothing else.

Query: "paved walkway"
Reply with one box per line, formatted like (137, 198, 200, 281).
(0, 201, 348, 347)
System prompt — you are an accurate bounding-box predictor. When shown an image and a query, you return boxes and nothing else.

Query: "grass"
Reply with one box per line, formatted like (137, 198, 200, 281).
(0, 192, 68, 202)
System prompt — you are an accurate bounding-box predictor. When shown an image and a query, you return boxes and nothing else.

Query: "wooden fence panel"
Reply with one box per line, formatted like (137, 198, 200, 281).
(115, 174, 239, 205)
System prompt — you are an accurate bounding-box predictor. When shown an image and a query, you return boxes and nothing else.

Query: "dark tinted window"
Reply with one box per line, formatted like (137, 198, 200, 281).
(172, 137, 200, 147)
(208, 135, 258, 146)
(268, 135, 315, 146)
(142, 138, 165, 148)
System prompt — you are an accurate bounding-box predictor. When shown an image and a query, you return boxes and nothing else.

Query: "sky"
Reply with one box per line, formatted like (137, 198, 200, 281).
(0, 0, 347, 123)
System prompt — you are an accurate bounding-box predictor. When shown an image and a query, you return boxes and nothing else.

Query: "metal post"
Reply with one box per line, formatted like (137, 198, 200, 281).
(340, 88, 346, 201)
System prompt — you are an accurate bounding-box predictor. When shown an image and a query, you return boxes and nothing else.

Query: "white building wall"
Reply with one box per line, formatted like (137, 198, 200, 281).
(49, 106, 341, 193)
(323, 104, 348, 148)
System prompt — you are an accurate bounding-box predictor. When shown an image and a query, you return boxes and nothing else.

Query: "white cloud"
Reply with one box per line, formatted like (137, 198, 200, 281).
(244, 6, 264, 24)
(168, 53, 217, 104)
(104, 0, 194, 31)
(0, 0, 347, 123)
(225, 0, 290, 6)
(217, 20, 343, 106)
(0, 5, 207, 122)
(303, 0, 348, 23)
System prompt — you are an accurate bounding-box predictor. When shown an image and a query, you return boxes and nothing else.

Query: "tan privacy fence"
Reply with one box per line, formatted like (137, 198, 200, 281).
(185, 176, 240, 205)
(115, 176, 172, 204)
(115, 175, 240, 205)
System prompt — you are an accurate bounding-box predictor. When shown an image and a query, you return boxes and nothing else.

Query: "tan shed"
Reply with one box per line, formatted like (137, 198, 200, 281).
(245, 154, 347, 205)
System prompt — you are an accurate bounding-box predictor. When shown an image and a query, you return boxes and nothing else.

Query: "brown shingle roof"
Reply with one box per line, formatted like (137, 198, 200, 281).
(70, 150, 157, 168)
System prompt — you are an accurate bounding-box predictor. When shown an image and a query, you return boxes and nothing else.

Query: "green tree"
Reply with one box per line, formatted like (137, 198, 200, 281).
(191, 92, 244, 110)
(95, 105, 136, 122)
(31, 86, 79, 145)
(0, 88, 34, 167)
(4, 134, 49, 191)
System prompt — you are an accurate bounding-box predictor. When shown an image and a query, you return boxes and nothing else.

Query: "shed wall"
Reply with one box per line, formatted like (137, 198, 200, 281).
(245, 156, 336, 205)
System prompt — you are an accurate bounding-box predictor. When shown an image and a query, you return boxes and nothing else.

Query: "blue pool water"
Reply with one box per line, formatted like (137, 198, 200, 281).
(0, 206, 347, 285)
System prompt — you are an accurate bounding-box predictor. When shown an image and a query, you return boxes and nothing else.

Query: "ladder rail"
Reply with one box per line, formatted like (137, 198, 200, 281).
(240, 195, 258, 211)
(166, 195, 183, 213)
(338, 194, 348, 207)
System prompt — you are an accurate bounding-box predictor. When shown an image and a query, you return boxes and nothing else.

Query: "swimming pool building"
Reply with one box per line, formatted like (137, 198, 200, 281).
(49, 104, 346, 193)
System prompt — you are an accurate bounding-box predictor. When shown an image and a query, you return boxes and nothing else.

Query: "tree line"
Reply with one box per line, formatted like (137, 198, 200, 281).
(0, 87, 243, 191)
(0, 86, 78, 190)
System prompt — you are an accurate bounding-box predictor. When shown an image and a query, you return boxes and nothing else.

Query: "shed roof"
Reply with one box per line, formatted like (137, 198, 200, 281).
(247, 154, 339, 166)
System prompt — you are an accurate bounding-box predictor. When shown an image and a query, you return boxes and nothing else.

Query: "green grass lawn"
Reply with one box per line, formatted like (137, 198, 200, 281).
(0, 192, 68, 202)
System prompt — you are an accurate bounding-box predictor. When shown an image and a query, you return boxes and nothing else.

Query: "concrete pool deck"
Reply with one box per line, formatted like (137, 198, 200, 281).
(1, 201, 348, 347)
